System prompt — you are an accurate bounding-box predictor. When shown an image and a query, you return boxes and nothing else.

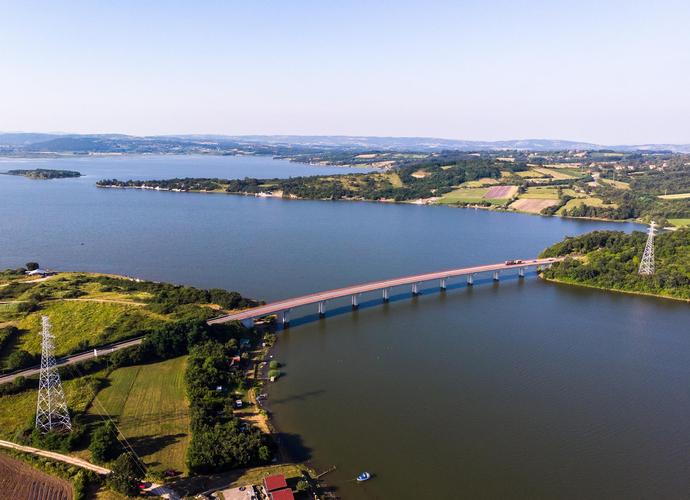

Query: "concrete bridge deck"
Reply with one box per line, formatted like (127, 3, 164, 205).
(208, 257, 561, 326)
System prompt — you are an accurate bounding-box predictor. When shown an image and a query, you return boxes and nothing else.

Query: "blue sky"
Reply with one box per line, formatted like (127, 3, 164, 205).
(1, 0, 689, 143)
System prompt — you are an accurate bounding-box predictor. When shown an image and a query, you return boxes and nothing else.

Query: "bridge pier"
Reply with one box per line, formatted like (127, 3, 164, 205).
(493, 270, 500, 281)
(318, 301, 326, 318)
(351, 294, 359, 309)
(382, 287, 390, 302)
(467, 274, 474, 286)
(411, 283, 419, 296)
(518, 267, 525, 278)
(281, 309, 290, 328)
(440, 278, 447, 291)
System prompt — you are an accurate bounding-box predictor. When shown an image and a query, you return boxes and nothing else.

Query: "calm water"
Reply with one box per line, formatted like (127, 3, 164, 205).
(1, 155, 689, 499)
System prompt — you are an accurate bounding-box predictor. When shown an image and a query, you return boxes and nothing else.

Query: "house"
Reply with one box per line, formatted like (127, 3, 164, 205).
(268, 489, 294, 500)
(26, 269, 53, 276)
(263, 474, 288, 494)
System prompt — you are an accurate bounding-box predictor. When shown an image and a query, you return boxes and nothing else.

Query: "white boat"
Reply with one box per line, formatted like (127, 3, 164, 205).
(356, 472, 371, 482)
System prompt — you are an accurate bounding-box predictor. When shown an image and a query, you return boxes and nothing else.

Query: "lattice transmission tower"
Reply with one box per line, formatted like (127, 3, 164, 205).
(35, 316, 72, 433)
(638, 221, 656, 276)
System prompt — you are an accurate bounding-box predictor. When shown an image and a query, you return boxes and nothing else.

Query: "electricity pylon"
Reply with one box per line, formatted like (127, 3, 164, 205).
(638, 221, 656, 276)
(35, 316, 72, 433)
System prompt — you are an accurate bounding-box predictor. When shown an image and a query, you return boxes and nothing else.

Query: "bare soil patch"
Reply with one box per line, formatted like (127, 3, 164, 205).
(510, 198, 559, 213)
(0, 453, 72, 500)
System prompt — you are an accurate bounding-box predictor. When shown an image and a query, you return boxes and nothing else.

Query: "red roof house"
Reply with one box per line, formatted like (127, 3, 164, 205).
(269, 489, 295, 500)
(263, 474, 288, 492)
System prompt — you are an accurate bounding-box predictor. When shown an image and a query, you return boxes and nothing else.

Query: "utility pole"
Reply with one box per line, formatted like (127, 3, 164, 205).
(35, 316, 72, 433)
(638, 221, 656, 276)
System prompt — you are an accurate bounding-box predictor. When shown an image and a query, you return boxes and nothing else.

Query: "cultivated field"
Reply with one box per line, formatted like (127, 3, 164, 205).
(520, 187, 560, 199)
(89, 356, 190, 473)
(659, 192, 690, 200)
(484, 185, 517, 199)
(0, 453, 72, 500)
(533, 167, 576, 180)
(510, 198, 560, 213)
(438, 185, 516, 205)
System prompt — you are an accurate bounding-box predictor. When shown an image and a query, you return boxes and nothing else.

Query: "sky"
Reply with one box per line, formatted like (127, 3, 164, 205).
(1, 0, 689, 144)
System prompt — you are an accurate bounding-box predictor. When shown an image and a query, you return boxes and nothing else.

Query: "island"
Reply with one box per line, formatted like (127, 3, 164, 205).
(540, 228, 690, 301)
(4, 168, 82, 179)
(96, 149, 690, 226)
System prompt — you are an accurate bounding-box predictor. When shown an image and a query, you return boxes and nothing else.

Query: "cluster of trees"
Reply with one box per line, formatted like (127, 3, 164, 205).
(97, 177, 224, 191)
(185, 339, 271, 473)
(92, 276, 257, 314)
(541, 229, 690, 299)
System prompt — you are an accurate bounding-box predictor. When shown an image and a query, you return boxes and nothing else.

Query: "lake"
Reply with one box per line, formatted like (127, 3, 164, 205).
(1, 154, 689, 499)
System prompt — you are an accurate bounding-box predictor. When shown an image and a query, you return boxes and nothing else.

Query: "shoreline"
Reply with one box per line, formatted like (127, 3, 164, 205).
(540, 275, 690, 303)
(96, 183, 648, 227)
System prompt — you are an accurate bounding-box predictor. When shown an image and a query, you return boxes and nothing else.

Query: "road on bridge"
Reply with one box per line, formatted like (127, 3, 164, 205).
(209, 257, 561, 324)
(0, 257, 560, 385)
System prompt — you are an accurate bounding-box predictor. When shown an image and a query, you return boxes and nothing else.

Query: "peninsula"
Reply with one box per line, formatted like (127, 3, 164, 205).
(96, 149, 690, 227)
(540, 228, 690, 301)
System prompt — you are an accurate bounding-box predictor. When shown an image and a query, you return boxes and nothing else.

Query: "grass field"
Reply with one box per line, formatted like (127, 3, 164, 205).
(515, 169, 547, 178)
(15, 301, 165, 357)
(89, 356, 190, 473)
(0, 376, 100, 441)
(658, 192, 690, 200)
(520, 187, 560, 199)
(669, 218, 690, 227)
(599, 178, 630, 190)
(533, 167, 576, 180)
(460, 177, 498, 187)
(557, 196, 613, 215)
(437, 187, 487, 203)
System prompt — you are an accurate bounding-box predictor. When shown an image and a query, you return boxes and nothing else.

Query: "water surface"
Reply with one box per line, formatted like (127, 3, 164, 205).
(1, 155, 688, 499)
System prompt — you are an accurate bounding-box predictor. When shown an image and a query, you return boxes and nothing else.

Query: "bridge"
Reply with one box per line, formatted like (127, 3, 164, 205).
(208, 257, 561, 327)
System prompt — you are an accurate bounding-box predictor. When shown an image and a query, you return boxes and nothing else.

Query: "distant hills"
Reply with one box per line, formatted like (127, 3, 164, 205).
(1, 132, 689, 153)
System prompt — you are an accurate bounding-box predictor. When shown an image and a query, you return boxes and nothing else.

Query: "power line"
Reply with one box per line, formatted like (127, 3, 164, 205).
(36, 316, 72, 433)
(639, 221, 656, 276)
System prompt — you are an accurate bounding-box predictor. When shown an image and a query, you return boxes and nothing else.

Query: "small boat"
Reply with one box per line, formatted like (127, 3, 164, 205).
(356, 472, 371, 482)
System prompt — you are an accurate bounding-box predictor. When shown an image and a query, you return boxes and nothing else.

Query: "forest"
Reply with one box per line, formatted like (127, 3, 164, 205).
(540, 228, 690, 300)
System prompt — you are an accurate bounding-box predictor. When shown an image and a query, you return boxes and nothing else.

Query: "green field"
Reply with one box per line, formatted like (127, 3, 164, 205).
(599, 178, 630, 190)
(520, 187, 560, 199)
(89, 356, 190, 473)
(669, 218, 690, 227)
(557, 196, 612, 215)
(437, 187, 487, 204)
(15, 301, 165, 357)
(0, 376, 100, 441)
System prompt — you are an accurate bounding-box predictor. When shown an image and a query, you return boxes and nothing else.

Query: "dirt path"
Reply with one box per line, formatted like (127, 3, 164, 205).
(0, 439, 111, 475)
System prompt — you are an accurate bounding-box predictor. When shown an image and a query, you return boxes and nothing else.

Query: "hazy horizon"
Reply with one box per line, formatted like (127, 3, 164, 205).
(2, 1, 689, 144)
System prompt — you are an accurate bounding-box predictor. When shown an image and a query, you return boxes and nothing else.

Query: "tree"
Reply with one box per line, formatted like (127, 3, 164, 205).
(6, 350, 36, 370)
(89, 422, 120, 463)
(108, 453, 142, 496)
(25, 262, 39, 271)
